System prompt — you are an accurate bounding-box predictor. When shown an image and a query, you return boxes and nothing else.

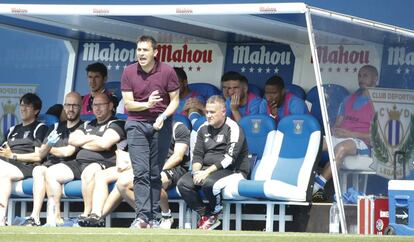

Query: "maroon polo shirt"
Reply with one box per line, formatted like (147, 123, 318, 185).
(121, 61, 180, 121)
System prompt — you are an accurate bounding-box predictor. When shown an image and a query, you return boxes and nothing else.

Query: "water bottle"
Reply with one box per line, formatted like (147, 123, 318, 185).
(184, 208, 192, 229)
(329, 202, 340, 234)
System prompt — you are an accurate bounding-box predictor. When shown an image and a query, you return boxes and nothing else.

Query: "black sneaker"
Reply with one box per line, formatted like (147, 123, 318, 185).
(85, 213, 105, 227)
(77, 215, 90, 227)
(21, 217, 41, 226)
(312, 189, 328, 202)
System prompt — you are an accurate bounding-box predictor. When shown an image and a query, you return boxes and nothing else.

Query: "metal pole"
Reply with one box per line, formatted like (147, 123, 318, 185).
(304, 8, 347, 234)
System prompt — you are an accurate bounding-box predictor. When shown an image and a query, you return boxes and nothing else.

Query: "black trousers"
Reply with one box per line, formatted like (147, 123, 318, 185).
(177, 169, 234, 216)
(125, 118, 172, 222)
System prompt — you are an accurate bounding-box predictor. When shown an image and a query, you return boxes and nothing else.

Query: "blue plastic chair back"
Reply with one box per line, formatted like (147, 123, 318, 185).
(173, 114, 192, 130)
(105, 81, 122, 101)
(188, 83, 221, 100)
(248, 83, 263, 97)
(38, 113, 59, 126)
(285, 84, 306, 100)
(239, 114, 276, 160)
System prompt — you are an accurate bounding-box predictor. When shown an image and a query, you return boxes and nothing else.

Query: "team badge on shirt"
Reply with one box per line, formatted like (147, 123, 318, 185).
(10, 133, 17, 142)
(23, 131, 31, 139)
(216, 134, 224, 143)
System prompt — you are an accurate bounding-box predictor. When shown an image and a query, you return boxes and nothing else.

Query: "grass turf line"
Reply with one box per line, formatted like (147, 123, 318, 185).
(0, 227, 413, 242)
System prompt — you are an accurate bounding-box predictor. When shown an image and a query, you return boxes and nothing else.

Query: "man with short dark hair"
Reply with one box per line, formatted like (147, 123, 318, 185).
(221, 72, 262, 122)
(121, 35, 180, 228)
(177, 95, 250, 230)
(259, 75, 308, 126)
(0, 93, 48, 226)
(81, 62, 119, 115)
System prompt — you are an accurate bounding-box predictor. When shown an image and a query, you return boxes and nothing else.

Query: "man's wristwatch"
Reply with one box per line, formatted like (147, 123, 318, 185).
(12, 154, 17, 161)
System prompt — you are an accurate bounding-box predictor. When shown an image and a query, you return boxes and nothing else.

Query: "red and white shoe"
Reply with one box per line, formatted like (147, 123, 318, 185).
(198, 214, 220, 230)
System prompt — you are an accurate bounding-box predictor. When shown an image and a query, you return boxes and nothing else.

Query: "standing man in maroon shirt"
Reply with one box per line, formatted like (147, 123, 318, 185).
(121, 35, 180, 228)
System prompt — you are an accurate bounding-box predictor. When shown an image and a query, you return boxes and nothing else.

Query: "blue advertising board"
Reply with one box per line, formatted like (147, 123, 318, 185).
(224, 43, 295, 89)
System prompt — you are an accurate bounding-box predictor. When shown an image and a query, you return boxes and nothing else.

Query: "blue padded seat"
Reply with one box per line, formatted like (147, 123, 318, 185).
(239, 114, 276, 160)
(306, 84, 350, 128)
(105, 81, 122, 101)
(11, 178, 34, 198)
(12, 178, 114, 199)
(80, 114, 95, 121)
(248, 83, 263, 97)
(188, 83, 221, 100)
(173, 114, 192, 130)
(236, 114, 322, 202)
(115, 113, 128, 120)
(167, 186, 182, 199)
(38, 113, 59, 126)
(285, 84, 306, 100)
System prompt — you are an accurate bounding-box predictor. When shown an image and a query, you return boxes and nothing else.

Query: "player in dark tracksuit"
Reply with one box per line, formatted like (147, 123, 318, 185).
(177, 95, 250, 230)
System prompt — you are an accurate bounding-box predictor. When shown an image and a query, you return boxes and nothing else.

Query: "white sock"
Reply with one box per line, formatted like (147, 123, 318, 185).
(0, 205, 6, 225)
(313, 182, 323, 194)
(161, 209, 171, 217)
(46, 199, 56, 225)
(313, 175, 327, 194)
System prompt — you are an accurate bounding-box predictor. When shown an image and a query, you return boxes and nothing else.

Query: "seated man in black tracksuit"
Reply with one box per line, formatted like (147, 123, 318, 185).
(177, 95, 250, 230)
(58, 93, 125, 223)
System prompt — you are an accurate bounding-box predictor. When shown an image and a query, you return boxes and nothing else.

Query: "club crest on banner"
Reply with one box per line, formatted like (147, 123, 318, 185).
(368, 88, 414, 179)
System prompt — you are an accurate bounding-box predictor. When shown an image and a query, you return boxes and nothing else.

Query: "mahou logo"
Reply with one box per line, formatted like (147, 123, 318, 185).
(82, 43, 135, 62)
(82, 42, 214, 65)
(157, 44, 213, 63)
(176, 8, 193, 14)
(316, 45, 370, 64)
(11, 7, 28, 14)
(387, 47, 414, 66)
(259, 6, 277, 13)
(232, 45, 291, 65)
(92, 8, 110, 15)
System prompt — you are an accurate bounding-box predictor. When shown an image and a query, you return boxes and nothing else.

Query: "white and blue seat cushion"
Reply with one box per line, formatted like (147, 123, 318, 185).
(237, 114, 322, 202)
(12, 178, 115, 199)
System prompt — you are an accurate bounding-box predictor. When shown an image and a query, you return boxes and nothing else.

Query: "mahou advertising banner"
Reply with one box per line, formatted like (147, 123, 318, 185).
(379, 45, 414, 89)
(315, 45, 382, 91)
(74, 41, 225, 95)
(223, 43, 295, 89)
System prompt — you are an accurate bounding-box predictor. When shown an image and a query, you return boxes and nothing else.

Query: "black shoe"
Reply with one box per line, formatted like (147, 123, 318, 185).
(85, 213, 105, 227)
(77, 215, 90, 227)
(21, 217, 41, 226)
(312, 189, 328, 202)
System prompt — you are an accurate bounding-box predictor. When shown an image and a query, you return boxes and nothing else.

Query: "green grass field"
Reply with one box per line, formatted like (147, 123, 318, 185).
(0, 227, 413, 242)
